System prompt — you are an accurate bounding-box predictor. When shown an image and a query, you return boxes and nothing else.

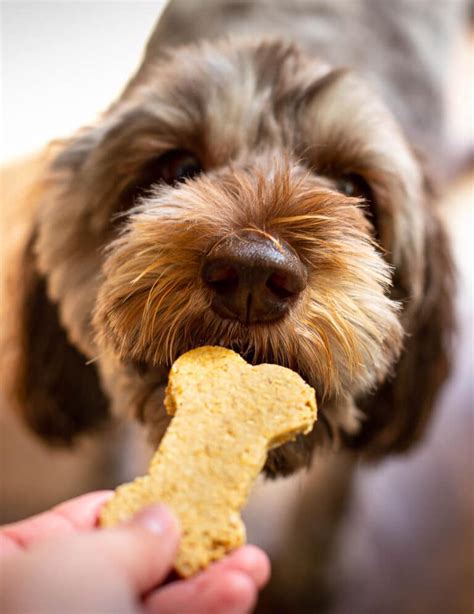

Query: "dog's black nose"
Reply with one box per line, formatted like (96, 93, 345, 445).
(201, 232, 307, 324)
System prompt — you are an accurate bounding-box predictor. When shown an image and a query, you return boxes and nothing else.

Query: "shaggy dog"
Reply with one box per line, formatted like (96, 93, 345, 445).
(4, 0, 470, 611)
(4, 2, 464, 603)
(8, 0, 458, 467)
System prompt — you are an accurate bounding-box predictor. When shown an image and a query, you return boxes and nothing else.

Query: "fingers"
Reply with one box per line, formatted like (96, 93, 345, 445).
(145, 545, 271, 614)
(208, 545, 271, 588)
(146, 569, 257, 614)
(1, 504, 181, 614)
(0, 491, 113, 556)
(1, 496, 180, 594)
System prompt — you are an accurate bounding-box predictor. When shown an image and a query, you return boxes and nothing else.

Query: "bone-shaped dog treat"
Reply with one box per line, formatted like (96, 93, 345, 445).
(100, 346, 317, 576)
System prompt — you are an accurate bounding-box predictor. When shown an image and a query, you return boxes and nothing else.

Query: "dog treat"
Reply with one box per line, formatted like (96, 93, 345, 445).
(100, 346, 317, 576)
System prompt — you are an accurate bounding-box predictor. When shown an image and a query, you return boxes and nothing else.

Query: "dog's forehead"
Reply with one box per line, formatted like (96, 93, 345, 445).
(129, 39, 331, 157)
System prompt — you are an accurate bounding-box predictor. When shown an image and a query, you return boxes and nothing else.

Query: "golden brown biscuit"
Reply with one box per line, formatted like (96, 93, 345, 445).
(100, 346, 317, 576)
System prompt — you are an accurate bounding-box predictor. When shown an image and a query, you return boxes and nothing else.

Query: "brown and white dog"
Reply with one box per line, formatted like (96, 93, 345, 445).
(2, 0, 467, 606)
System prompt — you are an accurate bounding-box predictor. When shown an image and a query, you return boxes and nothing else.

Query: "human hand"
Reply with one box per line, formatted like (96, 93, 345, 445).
(0, 491, 270, 613)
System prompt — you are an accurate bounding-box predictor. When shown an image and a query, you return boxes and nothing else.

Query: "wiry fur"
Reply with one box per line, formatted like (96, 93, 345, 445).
(94, 158, 403, 453)
(6, 24, 454, 475)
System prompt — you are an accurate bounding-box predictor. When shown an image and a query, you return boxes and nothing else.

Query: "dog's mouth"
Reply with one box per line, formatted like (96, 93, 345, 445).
(154, 343, 258, 371)
(228, 341, 257, 364)
(233, 344, 314, 392)
(152, 340, 314, 391)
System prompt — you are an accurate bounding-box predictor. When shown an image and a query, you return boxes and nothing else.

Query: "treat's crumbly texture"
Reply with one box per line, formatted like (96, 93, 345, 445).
(100, 346, 317, 576)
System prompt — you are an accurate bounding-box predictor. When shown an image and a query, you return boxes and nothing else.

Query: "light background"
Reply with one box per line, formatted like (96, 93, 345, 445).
(1, 1, 165, 162)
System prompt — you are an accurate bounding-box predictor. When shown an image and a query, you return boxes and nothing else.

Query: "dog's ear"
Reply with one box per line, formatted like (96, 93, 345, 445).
(6, 120, 138, 446)
(349, 180, 455, 457)
(10, 230, 110, 446)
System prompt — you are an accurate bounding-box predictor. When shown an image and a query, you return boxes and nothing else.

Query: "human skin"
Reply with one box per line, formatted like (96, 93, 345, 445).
(0, 491, 270, 614)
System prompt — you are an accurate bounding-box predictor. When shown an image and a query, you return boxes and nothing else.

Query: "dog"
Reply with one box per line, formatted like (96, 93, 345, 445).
(3, 0, 466, 608)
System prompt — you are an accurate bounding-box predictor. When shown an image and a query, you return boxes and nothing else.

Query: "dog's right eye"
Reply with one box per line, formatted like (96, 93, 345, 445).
(154, 149, 202, 185)
(128, 150, 202, 202)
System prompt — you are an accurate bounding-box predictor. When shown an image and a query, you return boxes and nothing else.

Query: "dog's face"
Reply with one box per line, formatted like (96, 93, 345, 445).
(15, 40, 452, 474)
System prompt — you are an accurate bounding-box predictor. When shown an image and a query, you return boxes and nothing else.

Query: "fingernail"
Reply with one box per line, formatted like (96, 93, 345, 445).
(128, 504, 178, 536)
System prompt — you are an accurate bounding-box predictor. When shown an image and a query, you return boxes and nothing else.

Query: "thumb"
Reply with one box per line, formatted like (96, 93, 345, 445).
(1, 505, 180, 614)
(92, 503, 181, 593)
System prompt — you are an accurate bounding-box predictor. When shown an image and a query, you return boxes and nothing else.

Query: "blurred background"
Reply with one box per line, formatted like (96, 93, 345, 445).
(1, 2, 473, 613)
(1, 1, 165, 162)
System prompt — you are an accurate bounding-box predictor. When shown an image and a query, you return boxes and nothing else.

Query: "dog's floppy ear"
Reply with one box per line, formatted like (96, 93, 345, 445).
(7, 120, 135, 446)
(10, 232, 109, 446)
(350, 183, 454, 457)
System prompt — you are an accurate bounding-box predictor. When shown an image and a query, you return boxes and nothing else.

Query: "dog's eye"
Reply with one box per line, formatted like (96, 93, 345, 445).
(120, 150, 202, 211)
(156, 149, 202, 184)
(336, 173, 379, 237)
(336, 174, 372, 201)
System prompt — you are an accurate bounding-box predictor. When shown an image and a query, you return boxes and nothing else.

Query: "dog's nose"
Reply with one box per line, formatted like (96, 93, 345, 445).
(201, 232, 307, 324)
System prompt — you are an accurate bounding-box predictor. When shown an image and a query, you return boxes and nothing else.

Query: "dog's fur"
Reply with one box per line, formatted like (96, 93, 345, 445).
(4, 0, 460, 482)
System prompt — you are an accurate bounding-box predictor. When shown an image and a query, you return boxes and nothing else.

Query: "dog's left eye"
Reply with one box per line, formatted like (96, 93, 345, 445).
(336, 174, 372, 201)
(156, 149, 203, 184)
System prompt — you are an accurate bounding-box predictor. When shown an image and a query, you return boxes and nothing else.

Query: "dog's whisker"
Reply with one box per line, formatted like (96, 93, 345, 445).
(131, 258, 169, 285)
